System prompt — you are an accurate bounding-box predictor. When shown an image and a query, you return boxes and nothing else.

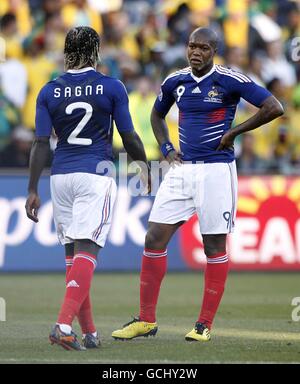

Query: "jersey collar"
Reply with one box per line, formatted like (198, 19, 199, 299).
(67, 67, 96, 74)
(190, 64, 216, 83)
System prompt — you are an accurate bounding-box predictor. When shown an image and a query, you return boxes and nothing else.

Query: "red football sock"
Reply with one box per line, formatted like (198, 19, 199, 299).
(198, 252, 229, 329)
(139, 248, 167, 323)
(58, 252, 97, 327)
(65, 255, 96, 334)
(77, 295, 96, 335)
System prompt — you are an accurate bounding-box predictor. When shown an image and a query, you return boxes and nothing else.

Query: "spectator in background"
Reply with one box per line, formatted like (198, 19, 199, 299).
(282, 2, 300, 61)
(0, 0, 299, 174)
(118, 58, 141, 93)
(104, 10, 140, 61)
(288, 2, 300, 35)
(114, 76, 159, 160)
(236, 133, 268, 175)
(61, 0, 102, 33)
(0, 0, 32, 37)
(0, 88, 20, 149)
(0, 59, 27, 109)
(249, 0, 282, 55)
(87, 0, 122, 14)
(44, 11, 66, 69)
(222, 0, 249, 50)
(0, 17, 27, 109)
(22, 34, 57, 129)
(289, 88, 300, 170)
(33, 0, 63, 32)
(247, 53, 265, 86)
(225, 46, 247, 72)
(261, 39, 297, 90)
(136, 9, 164, 69)
(268, 114, 296, 175)
(101, 9, 142, 82)
(0, 13, 23, 59)
(266, 77, 287, 105)
(166, 3, 191, 45)
(145, 42, 169, 80)
(0, 125, 50, 167)
(43, 0, 62, 16)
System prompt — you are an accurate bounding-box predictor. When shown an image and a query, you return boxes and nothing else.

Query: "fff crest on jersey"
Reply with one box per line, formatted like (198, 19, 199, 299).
(204, 86, 223, 103)
(208, 87, 219, 98)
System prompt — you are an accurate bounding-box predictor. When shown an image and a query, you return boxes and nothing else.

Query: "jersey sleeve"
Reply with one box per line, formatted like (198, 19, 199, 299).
(228, 73, 272, 107)
(35, 85, 53, 137)
(113, 80, 134, 133)
(153, 77, 175, 117)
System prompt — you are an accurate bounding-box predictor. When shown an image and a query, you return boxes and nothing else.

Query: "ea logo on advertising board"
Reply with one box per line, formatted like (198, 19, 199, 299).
(179, 177, 300, 270)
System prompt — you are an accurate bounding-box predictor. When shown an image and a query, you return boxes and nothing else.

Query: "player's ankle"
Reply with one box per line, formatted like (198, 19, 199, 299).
(140, 315, 156, 323)
(82, 331, 97, 338)
(57, 323, 72, 334)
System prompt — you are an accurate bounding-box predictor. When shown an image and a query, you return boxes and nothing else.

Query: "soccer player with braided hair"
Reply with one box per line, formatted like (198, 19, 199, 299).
(25, 27, 150, 351)
(64, 27, 101, 71)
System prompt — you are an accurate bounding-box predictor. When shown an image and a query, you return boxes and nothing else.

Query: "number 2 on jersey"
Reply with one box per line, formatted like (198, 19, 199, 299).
(66, 102, 93, 145)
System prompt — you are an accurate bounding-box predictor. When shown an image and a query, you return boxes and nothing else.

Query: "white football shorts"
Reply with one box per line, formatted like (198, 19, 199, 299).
(149, 161, 238, 234)
(50, 173, 117, 247)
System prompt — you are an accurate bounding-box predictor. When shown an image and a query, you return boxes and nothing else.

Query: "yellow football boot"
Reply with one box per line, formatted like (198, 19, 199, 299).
(185, 322, 211, 342)
(112, 317, 158, 340)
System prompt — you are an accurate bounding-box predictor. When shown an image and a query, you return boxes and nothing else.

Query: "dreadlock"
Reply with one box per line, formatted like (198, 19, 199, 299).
(64, 26, 100, 71)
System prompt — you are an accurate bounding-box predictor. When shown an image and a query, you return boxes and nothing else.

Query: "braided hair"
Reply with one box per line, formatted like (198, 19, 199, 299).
(64, 26, 100, 71)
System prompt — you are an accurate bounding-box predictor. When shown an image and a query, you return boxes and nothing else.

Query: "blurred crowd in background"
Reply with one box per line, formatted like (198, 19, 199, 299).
(0, 0, 300, 174)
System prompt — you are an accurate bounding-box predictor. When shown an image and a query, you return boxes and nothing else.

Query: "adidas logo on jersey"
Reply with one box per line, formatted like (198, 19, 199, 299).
(192, 87, 201, 94)
(67, 280, 80, 288)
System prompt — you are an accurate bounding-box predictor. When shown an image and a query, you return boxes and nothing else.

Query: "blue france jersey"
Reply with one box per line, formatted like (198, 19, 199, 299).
(35, 68, 134, 175)
(154, 64, 272, 163)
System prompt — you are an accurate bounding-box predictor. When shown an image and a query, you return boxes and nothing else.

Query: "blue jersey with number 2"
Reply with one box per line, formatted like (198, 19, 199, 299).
(35, 68, 134, 175)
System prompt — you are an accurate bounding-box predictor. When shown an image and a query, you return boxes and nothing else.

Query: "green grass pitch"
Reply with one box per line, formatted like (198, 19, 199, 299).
(0, 272, 300, 364)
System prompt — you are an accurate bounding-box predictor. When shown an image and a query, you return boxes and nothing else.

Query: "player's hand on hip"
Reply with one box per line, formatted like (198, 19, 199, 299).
(166, 150, 183, 166)
(216, 131, 235, 151)
(25, 192, 41, 223)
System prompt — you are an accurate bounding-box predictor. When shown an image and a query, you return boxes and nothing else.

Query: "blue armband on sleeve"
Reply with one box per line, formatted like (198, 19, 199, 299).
(161, 142, 175, 158)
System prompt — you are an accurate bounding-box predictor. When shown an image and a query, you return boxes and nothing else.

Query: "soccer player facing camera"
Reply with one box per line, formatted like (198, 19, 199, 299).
(112, 27, 284, 342)
(25, 27, 149, 350)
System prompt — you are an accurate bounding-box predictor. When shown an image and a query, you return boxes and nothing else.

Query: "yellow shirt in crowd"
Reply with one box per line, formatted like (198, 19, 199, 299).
(61, 3, 103, 34)
(0, 0, 31, 37)
(22, 55, 56, 129)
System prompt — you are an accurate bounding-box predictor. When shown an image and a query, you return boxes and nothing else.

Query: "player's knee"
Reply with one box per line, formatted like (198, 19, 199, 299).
(204, 243, 227, 256)
(204, 245, 220, 257)
(203, 235, 226, 257)
(75, 239, 100, 257)
(145, 231, 165, 250)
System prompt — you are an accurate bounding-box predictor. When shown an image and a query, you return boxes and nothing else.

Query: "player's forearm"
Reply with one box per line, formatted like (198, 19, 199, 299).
(28, 137, 50, 193)
(150, 108, 171, 147)
(121, 131, 149, 165)
(230, 96, 284, 138)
